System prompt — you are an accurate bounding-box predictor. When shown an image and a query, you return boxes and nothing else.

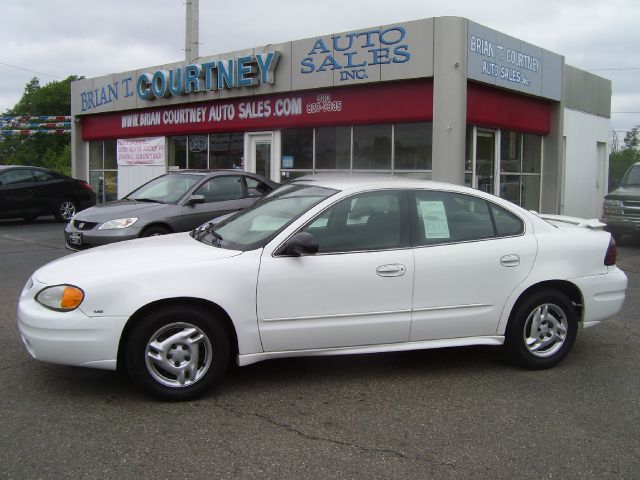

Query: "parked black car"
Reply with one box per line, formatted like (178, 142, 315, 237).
(0, 165, 96, 222)
(64, 170, 278, 250)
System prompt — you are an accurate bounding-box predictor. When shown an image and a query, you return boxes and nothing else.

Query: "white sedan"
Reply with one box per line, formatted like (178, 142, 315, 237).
(18, 175, 627, 400)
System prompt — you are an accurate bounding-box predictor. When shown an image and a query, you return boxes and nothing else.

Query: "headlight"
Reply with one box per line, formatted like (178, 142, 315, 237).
(98, 217, 138, 230)
(35, 285, 84, 312)
(604, 199, 623, 215)
(604, 199, 623, 208)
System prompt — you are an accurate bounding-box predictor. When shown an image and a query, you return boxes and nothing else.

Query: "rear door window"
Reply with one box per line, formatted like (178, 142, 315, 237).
(410, 190, 524, 246)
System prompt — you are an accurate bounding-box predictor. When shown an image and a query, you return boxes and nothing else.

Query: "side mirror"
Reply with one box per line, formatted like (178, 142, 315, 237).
(184, 194, 206, 206)
(276, 232, 319, 257)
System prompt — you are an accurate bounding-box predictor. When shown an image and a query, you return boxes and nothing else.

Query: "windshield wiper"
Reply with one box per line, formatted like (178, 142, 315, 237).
(210, 230, 223, 247)
(194, 221, 223, 246)
(134, 198, 165, 204)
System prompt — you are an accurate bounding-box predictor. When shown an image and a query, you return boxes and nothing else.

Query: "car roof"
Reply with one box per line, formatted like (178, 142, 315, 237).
(167, 169, 253, 176)
(0, 165, 49, 171)
(289, 173, 475, 195)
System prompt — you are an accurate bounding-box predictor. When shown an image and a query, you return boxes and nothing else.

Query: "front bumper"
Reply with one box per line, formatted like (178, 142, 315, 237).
(571, 267, 628, 328)
(602, 214, 640, 235)
(64, 223, 142, 251)
(17, 277, 128, 370)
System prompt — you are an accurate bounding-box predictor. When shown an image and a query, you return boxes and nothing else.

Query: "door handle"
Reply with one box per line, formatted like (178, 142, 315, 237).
(376, 264, 406, 277)
(500, 254, 520, 267)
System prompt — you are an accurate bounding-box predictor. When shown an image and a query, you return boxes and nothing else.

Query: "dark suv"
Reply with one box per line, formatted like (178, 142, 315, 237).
(0, 165, 96, 222)
(603, 162, 640, 241)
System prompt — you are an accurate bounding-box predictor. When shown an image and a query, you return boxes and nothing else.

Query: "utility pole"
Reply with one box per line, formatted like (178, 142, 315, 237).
(185, 0, 199, 63)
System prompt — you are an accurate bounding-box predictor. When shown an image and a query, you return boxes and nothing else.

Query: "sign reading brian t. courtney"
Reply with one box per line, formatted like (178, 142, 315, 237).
(117, 137, 165, 166)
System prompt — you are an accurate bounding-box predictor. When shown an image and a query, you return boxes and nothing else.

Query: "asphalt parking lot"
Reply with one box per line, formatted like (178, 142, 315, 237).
(1, 218, 639, 479)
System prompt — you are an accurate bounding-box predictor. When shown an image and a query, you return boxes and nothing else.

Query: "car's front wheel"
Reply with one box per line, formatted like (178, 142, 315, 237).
(141, 225, 170, 237)
(54, 199, 77, 222)
(125, 304, 230, 401)
(505, 289, 578, 369)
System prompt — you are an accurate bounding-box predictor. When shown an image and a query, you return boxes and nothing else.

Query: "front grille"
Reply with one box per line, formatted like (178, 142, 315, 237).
(73, 220, 98, 231)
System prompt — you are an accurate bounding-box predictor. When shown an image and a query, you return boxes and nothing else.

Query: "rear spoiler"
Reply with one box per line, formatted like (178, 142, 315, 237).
(533, 213, 606, 229)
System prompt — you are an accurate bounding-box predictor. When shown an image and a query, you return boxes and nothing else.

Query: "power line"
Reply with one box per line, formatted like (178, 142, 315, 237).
(0, 62, 62, 79)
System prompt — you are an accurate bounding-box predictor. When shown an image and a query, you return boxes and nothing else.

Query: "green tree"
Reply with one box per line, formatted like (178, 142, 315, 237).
(624, 126, 640, 150)
(1, 75, 81, 176)
(609, 125, 640, 190)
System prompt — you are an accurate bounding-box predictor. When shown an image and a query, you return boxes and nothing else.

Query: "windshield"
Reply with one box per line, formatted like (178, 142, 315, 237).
(193, 184, 337, 250)
(622, 165, 640, 187)
(126, 174, 202, 204)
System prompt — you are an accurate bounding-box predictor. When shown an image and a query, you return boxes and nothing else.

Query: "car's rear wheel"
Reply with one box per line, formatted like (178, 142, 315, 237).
(54, 199, 77, 222)
(125, 304, 229, 401)
(141, 225, 170, 237)
(505, 289, 578, 369)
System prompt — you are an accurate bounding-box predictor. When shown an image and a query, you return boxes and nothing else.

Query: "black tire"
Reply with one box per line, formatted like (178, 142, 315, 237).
(54, 199, 77, 222)
(141, 225, 170, 237)
(125, 304, 230, 401)
(505, 289, 578, 370)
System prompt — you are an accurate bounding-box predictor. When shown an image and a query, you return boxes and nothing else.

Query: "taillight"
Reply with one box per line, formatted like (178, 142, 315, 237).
(79, 181, 93, 191)
(604, 236, 617, 266)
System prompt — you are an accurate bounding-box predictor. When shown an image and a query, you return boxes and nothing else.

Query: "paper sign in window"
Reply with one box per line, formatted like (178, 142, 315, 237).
(418, 200, 450, 239)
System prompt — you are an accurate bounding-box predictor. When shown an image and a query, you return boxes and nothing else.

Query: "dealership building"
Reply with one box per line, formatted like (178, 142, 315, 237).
(70, 16, 611, 218)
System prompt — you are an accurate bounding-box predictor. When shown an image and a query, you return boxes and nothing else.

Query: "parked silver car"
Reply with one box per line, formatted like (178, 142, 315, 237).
(64, 170, 277, 250)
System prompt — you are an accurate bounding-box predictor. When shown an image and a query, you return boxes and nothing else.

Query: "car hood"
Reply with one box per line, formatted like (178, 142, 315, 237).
(606, 186, 640, 200)
(33, 232, 241, 285)
(72, 199, 170, 221)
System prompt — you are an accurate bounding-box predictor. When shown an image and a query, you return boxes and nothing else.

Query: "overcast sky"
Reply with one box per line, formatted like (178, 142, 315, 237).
(2, 0, 638, 142)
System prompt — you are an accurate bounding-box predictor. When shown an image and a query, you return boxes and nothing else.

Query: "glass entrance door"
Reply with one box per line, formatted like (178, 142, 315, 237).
(255, 141, 271, 179)
(475, 129, 497, 194)
(246, 133, 279, 182)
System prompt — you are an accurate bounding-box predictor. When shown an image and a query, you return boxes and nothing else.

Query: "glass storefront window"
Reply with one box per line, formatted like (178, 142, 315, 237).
(103, 171, 118, 202)
(353, 124, 392, 170)
(500, 174, 521, 205)
(281, 171, 311, 181)
(394, 122, 432, 171)
(281, 128, 313, 170)
(210, 133, 243, 170)
(189, 135, 208, 169)
(168, 134, 243, 170)
(89, 141, 103, 170)
(523, 134, 542, 173)
(316, 126, 350, 170)
(168, 136, 187, 169)
(394, 172, 433, 180)
(104, 141, 117, 169)
(500, 131, 522, 173)
(89, 140, 118, 204)
(280, 123, 433, 177)
(522, 175, 541, 210)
